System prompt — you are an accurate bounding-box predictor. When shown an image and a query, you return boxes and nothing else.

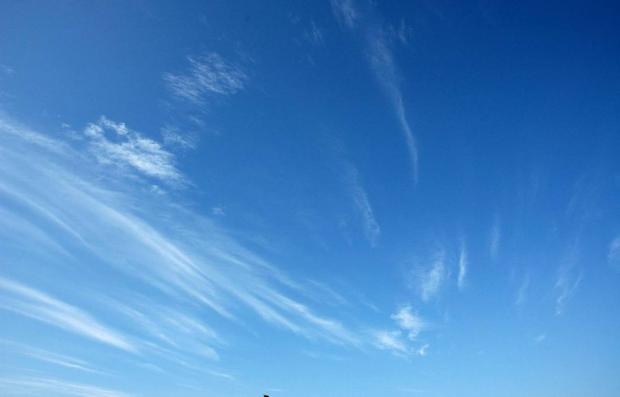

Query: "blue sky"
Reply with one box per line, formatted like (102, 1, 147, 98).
(1, 1, 620, 396)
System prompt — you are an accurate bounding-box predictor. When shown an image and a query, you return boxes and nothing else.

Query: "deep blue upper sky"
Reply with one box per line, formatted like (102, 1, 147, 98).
(1, 1, 620, 396)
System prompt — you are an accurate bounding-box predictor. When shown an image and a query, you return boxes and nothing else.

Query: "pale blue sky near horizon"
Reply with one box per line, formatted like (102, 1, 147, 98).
(1, 1, 620, 396)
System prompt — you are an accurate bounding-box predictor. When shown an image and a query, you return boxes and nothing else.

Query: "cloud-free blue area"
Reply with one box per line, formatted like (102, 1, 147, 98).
(1, 1, 620, 396)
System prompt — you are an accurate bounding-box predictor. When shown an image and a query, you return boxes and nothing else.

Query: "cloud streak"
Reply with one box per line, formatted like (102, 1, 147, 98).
(1, 340, 104, 374)
(457, 240, 468, 290)
(0, 377, 132, 397)
(391, 305, 426, 340)
(554, 267, 582, 316)
(0, 278, 136, 353)
(331, 0, 419, 183)
(554, 245, 583, 315)
(343, 163, 381, 247)
(0, 114, 381, 372)
(164, 53, 247, 104)
(515, 274, 530, 306)
(608, 235, 620, 271)
(330, 0, 359, 29)
(413, 249, 446, 302)
(84, 116, 182, 183)
(373, 330, 408, 354)
(374, 305, 429, 356)
(490, 215, 501, 260)
(367, 33, 419, 183)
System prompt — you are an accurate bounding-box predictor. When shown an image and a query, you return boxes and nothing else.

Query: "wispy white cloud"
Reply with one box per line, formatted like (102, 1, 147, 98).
(211, 206, 226, 216)
(515, 273, 530, 306)
(0, 340, 104, 374)
(372, 330, 429, 357)
(554, 267, 583, 316)
(110, 300, 222, 362)
(0, 377, 132, 397)
(390, 305, 426, 340)
(374, 305, 430, 356)
(304, 279, 349, 307)
(534, 333, 546, 343)
(305, 20, 325, 46)
(330, 0, 359, 29)
(373, 330, 408, 354)
(331, 0, 419, 183)
(367, 32, 419, 183)
(84, 116, 182, 183)
(416, 343, 429, 356)
(205, 370, 235, 381)
(457, 240, 468, 290)
(161, 125, 197, 150)
(0, 64, 14, 78)
(0, 115, 371, 363)
(554, 246, 583, 315)
(0, 278, 136, 353)
(164, 53, 247, 104)
(343, 163, 380, 247)
(0, 114, 67, 153)
(413, 249, 446, 302)
(386, 19, 412, 46)
(0, 206, 71, 258)
(489, 215, 501, 260)
(258, 289, 360, 346)
(608, 235, 620, 271)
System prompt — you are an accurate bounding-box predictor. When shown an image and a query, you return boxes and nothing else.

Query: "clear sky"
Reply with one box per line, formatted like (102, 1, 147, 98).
(1, 1, 620, 396)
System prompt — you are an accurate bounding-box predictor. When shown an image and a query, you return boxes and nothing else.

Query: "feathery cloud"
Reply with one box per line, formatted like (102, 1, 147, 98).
(0, 115, 369, 361)
(110, 300, 222, 362)
(164, 53, 247, 104)
(305, 21, 325, 46)
(391, 305, 426, 340)
(374, 305, 429, 356)
(489, 215, 501, 260)
(367, 32, 419, 183)
(211, 206, 226, 216)
(373, 330, 408, 354)
(161, 125, 197, 150)
(413, 249, 446, 302)
(0, 377, 133, 397)
(0, 278, 136, 353)
(343, 163, 380, 247)
(457, 240, 468, 290)
(416, 343, 429, 356)
(331, 0, 419, 183)
(330, 0, 359, 29)
(84, 116, 182, 183)
(515, 274, 530, 306)
(0, 64, 14, 76)
(0, 340, 103, 374)
(608, 235, 620, 271)
(554, 267, 582, 316)
(554, 246, 583, 315)
(534, 333, 546, 343)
